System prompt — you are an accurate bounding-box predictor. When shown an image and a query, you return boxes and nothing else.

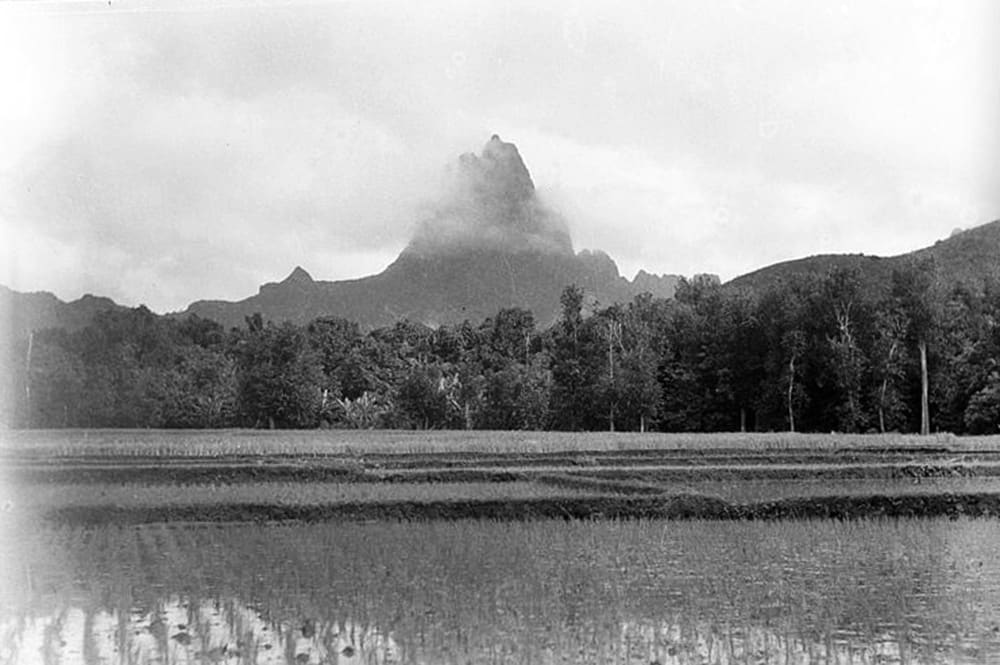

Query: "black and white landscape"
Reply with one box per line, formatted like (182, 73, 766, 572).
(2, 2, 1000, 664)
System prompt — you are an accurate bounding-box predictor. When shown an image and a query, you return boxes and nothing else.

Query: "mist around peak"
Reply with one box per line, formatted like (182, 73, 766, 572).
(404, 136, 574, 258)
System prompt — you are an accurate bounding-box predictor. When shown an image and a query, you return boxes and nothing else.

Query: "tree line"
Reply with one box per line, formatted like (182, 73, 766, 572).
(9, 259, 1000, 433)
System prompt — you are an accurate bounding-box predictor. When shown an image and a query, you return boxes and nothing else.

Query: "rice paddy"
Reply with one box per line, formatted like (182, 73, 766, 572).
(4, 430, 1000, 663)
(6, 430, 1000, 523)
(0, 481, 597, 512)
(2, 518, 1000, 664)
(4, 429, 995, 459)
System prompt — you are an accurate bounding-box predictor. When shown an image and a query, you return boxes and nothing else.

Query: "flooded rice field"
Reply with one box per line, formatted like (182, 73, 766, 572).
(2, 517, 1000, 664)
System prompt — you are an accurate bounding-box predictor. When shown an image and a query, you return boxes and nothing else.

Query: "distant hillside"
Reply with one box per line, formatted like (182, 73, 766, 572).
(909, 220, 1000, 286)
(0, 286, 125, 340)
(0, 286, 127, 427)
(185, 251, 667, 330)
(11, 137, 993, 334)
(725, 219, 1000, 296)
(184, 136, 682, 329)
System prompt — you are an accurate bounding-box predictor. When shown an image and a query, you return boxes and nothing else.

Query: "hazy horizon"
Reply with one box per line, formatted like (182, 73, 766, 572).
(2, 0, 998, 313)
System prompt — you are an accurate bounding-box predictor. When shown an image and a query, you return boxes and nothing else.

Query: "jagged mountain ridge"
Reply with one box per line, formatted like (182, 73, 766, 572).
(5, 136, 996, 335)
(185, 246, 677, 330)
(183, 136, 682, 329)
(5, 220, 999, 336)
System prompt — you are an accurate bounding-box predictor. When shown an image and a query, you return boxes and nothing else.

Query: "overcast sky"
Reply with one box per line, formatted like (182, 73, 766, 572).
(2, 0, 998, 313)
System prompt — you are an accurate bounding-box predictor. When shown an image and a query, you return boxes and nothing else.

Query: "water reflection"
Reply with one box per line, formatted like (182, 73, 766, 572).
(2, 518, 999, 664)
(0, 595, 982, 664)
(1, 598, 401, 664)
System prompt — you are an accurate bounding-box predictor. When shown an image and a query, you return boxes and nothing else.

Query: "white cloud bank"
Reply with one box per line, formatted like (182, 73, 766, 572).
(1, 0, 997, 311)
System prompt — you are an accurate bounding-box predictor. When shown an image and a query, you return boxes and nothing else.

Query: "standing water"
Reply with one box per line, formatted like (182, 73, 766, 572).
(1, 518, 999, 664)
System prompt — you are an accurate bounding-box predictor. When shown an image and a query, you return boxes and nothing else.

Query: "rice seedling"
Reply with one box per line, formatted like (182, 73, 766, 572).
(661, 475, 1000, 504)
(4, 430, 1000, 661)
(2, 518, 999, 664)
(4, 429, 997, 460)
(1, 481, 602, 513)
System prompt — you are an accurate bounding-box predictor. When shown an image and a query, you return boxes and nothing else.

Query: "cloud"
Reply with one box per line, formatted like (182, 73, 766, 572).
(4, 84, 439, 307)
(1, 14, 456, 309)
(404, 136, 574, 258)
(1, 0, 998, 311)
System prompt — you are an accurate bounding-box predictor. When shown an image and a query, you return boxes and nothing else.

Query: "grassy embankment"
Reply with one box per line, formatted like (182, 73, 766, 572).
(4, 430, 1000, 523)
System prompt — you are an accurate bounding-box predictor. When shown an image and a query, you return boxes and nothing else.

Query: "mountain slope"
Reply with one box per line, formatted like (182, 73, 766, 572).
(184, 136, 681, 329)
(14, 137, 992, 334)
(1, 286, 126, 340)
(725, 219, 1000, 296)
(909, 220, 1000, 286)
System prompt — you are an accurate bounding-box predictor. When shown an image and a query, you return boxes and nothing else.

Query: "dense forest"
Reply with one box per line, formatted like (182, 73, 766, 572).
(7, 259, 1000, 434)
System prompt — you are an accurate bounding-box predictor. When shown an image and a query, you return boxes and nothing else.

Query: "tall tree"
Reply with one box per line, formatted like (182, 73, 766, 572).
(159, 346, 238, 428)
(593, 306, 625, 431)
(892, 259, 940, 434)
(871, 306, 909, 433)
(481, 308, 536, 370)
(660, 277, 726, 431)
(549, 285, 601, 430)
(394, 363, 461, 429)
(617, 294, 666, 432)
(821, 268, 869, 432)
(24, 332, 85, 427)
(233, 317, 325, 428)
(479, 359, 551, 430)
(755, 279, 813, 432)
(965, 372, 1000, 434)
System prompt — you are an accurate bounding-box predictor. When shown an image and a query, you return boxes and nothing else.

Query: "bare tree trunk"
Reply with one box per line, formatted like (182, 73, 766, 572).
(640, 414, 645, 433)
(878, 378, 887, 434)
(24, 330, 33, 426)
(787, 355, 796, 433)
(740, 407, 746, 433)
(919, 339, 930, 435)
(607, 321, 617, 433)
(878, 339, 898, 434)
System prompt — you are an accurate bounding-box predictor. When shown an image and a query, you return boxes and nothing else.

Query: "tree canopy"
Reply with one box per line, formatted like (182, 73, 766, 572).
(8, 270, 999, 434)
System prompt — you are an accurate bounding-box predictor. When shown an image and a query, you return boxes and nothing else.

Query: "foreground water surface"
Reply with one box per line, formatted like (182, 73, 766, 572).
(1, 517, 999, 664)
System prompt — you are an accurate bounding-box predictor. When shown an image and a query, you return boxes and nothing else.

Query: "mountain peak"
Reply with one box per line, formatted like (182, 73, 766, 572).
(284, 266, 314, 284)
(258, 266, 315, 296)
(406, 135, 572, 258)
(464, 134, 535, 204)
